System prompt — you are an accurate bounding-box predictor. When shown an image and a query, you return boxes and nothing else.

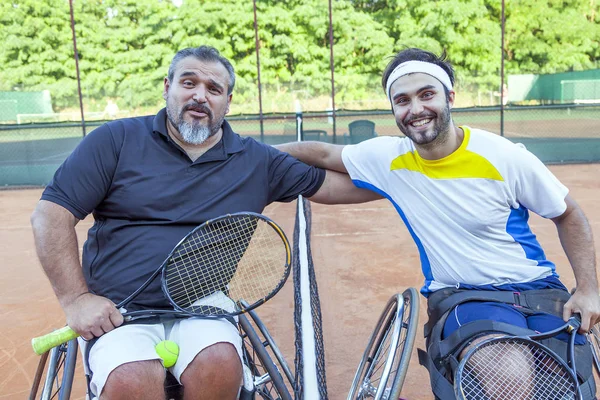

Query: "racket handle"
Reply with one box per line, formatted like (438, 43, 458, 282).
(569, 313, 582, 331)
(32, 326, 80, 355)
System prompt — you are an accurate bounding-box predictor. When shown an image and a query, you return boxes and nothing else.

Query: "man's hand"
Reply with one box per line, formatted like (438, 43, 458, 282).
(63, 292, 124, 340)
(563, 287, 600, 333)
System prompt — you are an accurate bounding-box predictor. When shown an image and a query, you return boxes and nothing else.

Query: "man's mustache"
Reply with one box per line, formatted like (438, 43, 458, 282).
(182, 103, 213, 119)
(404, 112, 436, 125)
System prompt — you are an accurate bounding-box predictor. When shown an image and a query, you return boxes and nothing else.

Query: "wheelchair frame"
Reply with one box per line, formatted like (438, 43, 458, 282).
(347, 288, 420, 400)
(29, 310, 295, 400)
(29, 289, 419, 400)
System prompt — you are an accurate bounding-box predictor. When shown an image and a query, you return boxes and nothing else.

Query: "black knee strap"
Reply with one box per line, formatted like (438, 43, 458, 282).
(419, 319, 539, 400)
(419, 288, 595, 400)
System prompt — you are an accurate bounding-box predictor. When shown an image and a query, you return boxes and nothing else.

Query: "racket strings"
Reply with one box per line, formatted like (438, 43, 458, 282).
(167, 216, 257, 310)
(164, 215, 288, 315)
(166, 225, 242, 309)
(459, 339, 577, 400)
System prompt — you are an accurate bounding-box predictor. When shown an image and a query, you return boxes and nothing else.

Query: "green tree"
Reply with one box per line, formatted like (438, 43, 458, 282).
(0, 0, 78, 109)
(170, 0, 259, 110)
(355, 0, 502, 94)
(1, 0, 598, 115)
(505, 0, 600, 74)
(75, 0, 178, 111)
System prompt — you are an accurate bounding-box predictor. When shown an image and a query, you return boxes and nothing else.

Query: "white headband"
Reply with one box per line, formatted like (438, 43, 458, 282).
(385, 60, 453, 102)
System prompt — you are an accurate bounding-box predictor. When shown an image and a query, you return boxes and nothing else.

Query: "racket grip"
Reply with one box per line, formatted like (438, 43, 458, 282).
(32, 326, 80, 355)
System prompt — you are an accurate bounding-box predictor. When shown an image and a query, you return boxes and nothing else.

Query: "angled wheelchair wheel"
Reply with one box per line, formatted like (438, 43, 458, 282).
(239, 308, 294, 400)
(29, 339, 78, 400)
(347, 288, 419, 400)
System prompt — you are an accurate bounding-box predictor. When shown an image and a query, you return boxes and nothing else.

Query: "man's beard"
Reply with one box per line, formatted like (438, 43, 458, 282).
(397, 102, 452, 146)
(177, 121, 212, 145)
(166, 102, 224, 145)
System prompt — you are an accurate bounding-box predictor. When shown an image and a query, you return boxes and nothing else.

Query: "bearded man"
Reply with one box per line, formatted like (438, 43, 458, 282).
(275, 47, 600, 399)
(31, 45, 374, 399)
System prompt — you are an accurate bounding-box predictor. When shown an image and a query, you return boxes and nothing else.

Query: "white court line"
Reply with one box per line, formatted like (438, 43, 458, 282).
(335, 207, 390, 212)
(314, 229, 390, 237)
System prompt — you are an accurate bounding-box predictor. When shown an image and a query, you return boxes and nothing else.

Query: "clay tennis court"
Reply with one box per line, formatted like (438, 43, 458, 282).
(1, 163, 599, 399)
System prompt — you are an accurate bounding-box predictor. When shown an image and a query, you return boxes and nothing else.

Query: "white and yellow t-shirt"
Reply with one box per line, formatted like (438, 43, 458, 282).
(341, 126, 569, 295)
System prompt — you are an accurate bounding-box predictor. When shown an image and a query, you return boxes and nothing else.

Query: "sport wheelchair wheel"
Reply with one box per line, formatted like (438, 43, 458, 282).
(239, 306, 294, 400)
(347, 288, 419, 400)
(29, 339, 78, 400)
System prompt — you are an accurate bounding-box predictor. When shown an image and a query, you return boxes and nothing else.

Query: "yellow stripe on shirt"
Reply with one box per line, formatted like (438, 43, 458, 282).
(389, 126, 504, 181)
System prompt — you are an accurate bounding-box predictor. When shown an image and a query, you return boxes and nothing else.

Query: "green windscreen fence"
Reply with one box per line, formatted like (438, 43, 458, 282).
(560, 80, 600, 103)
(0, 91, 54, 123)
(0, 105, 598, 187)
(509, 69, 600, 103)
(506, 137, 600, 164)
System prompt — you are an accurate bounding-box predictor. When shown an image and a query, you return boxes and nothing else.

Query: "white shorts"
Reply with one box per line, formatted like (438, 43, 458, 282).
(80, 316, 243, 398)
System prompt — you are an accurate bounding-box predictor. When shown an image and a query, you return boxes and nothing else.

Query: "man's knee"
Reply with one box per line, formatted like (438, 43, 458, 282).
(102, 360, 165, 399)
(458, 332, 505, 359)
(181, 342, 242, 386)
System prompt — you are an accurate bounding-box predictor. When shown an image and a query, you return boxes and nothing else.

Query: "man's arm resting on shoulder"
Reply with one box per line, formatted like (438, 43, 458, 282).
(275, 142, 382, 204)
(274, 141, 347, 173)
(308, 170, 383, 204)
(31, 200, 123, 339)
(551, 194, 600, 332)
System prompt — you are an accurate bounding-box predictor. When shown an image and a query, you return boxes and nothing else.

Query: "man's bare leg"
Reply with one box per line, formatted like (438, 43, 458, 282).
(181, 342, 243, 400)
(102, 360, 165, 400)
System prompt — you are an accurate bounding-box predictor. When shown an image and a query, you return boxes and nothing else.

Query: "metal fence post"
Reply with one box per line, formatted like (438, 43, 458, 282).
(69, 0, 86, 137)
(253, 0, 264, 142)
(328, 0, 337, 144)
(500, 0, 506, 137)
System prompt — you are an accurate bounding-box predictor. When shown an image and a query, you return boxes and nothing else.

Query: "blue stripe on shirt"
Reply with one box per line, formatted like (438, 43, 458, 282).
(351, 179, 434, 294)
(506, 205, 556, 270)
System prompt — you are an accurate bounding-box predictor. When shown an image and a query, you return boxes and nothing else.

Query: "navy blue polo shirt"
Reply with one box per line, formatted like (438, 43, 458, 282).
(41, 108, 325, 310)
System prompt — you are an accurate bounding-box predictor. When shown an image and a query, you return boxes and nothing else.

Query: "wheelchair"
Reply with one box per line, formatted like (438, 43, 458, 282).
(28, 307, 294, 400)
(29, 288, 419, 400)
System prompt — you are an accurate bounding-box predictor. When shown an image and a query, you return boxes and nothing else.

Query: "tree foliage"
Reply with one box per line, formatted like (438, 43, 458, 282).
(0, 0, 597, 112)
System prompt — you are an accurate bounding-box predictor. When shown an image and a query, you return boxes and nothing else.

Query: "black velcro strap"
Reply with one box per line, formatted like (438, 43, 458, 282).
(424, 288, 571, 339)
(578, 372, 597, 400)
(425, 290, 519, 338)
(431, 320, 537, 363)
(518, 289, 571, 315)
(418, 348, 456, 400)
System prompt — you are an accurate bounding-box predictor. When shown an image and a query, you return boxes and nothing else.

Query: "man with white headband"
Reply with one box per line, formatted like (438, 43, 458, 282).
(275, 47, 599, 399)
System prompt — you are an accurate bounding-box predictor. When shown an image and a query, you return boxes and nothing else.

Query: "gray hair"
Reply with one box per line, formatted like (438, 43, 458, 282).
(167, 46, 236, 95)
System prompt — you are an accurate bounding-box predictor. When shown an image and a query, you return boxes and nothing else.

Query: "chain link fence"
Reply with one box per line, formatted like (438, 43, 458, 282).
(0, 1, 598, 187)
(2, 104, 598, 187)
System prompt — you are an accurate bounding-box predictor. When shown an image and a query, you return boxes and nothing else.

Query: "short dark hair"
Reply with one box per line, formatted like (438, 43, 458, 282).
(167, 46, 236, 95)
(381, 48, 455, 98)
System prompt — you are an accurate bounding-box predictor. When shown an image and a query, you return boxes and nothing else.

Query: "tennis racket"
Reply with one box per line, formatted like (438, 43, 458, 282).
(454, 315, 582, 400)
(32, 212, 291, 355)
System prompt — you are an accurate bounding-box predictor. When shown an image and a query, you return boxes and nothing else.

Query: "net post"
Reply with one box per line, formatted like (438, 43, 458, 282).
(296, 110, 303, 142)
(293, 196, 328, 399)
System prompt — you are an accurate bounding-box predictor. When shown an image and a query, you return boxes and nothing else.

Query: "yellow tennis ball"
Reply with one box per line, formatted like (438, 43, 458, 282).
(155, 340, 179, 368)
